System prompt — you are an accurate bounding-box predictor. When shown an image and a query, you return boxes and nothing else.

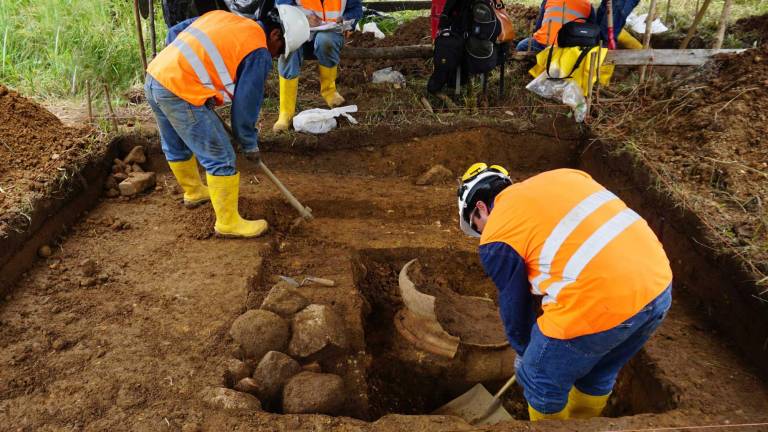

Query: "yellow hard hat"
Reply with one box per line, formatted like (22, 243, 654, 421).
(457, 162, 512, 237)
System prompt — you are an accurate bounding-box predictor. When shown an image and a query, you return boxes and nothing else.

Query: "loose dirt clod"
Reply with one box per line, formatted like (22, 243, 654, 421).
(37, 245, 52, 258)
(118, 171, 156, 197)
(415, 164, 454, 186)
(79, 258, 98, 277)
(201, 387, 262, 411)
(252, 350, 302, 403)
(229, 310, 290, 360)
(288, 304, 349, 359)
(282, 372, 346, 415)
(260, 281, 310, 318)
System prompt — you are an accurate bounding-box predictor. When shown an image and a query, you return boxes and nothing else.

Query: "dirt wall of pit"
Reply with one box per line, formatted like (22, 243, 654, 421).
(581, 139, 768, 380)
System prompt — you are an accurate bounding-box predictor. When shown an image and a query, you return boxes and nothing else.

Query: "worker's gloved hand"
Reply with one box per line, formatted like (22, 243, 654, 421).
(243, 149, 261, 164)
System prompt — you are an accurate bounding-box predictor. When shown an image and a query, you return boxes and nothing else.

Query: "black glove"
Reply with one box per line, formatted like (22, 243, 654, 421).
(243, 149, 261, 164)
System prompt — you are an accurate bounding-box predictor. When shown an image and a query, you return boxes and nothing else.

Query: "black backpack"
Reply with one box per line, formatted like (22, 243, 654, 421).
(464, 0, 502, 74)
(545, 19, 601, 80)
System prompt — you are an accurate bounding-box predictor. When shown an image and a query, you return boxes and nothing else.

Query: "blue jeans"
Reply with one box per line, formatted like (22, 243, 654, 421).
(515, 37, 547, 53)
(278, 31, 344, 79)
(517, 285, 672, 414)
(144, 75, 236, 176)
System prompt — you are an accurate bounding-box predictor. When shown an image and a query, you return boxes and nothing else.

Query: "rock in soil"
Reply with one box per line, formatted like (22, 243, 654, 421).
(251, 350, 302, 402)
(414, 164, 453, 186)
(223, 358, 253, 388)
(288, 304, 349, 359)
(229, 309, 290, 360)
(234, 377, 260, 394)
(123, 145, 147, 165)
(37, 245, 52, 258)
(282, 372, 345, 415)
(260, 281, 310, 318)
(200, 387, 261, 411)
(301, 361, 322, 373)
(119, 171, 156, 197)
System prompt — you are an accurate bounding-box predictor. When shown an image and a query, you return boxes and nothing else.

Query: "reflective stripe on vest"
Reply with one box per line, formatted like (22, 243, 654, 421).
(541, 208, 641, 305)
(172, 30, 233, 102)
(530, 189, 618, 295)
(534, 0, 592, 46)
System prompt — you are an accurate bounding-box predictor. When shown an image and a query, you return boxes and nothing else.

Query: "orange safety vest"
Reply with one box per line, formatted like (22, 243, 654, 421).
(297, 0, 345, 22)
(146, 10, 267, 106)
(533, 0, 592, 46)
(480, 169, 672, 339)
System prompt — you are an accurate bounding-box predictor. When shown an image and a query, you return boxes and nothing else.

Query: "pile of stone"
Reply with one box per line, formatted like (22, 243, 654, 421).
(204, 281, 350, 415)
(104, 146, 156, 198)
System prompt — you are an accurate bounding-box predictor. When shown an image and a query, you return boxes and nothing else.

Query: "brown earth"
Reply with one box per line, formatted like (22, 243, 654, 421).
(0, 86, 102, 236)
(600, 44, 768, 276)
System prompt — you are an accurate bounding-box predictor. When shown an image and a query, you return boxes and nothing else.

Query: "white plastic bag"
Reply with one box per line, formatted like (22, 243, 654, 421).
(292, 105, 359, 134)
(371, 67, 406, 86)
(525, 68, 587, 123)
(362, 22, 385, 39)
(626, 13, 668, 34)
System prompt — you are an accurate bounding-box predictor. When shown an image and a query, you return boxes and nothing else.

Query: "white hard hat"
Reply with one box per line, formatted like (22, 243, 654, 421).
(276, 5, 310, 61)
(456, 163, 512, 238)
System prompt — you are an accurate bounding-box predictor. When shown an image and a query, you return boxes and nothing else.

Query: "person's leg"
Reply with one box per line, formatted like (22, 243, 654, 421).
(145, 76, 209, 207)
(274, 42, 306, 132)
(314, 31, 345, 107)
(571, 286, 672, 415)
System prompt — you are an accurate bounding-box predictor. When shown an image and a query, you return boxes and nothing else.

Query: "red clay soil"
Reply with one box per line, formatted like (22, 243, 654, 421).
(0, 86, 98, 235)
(602, 44, 768, 276)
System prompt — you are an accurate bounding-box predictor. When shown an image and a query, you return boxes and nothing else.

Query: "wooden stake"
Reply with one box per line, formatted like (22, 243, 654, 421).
(148, 0, 157, 58)
(586, 51, 598, 121)
(86, 80, 93, 124)
(132, 0, 148, 70)
(103, 84, 119, 132)
(680, 0, 712, 49)
(665, 0, 671, 24)
(713, 0, 733, 49)
(639, 0, 658, 83)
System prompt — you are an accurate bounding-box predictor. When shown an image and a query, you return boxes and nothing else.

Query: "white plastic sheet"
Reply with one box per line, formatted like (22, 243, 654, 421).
(371, 67, 406, 86)
(525, 68, 587, 123)
(362, 22, 385, 39)
(292, 105, 359, 134)
(626, 13, 669, 34)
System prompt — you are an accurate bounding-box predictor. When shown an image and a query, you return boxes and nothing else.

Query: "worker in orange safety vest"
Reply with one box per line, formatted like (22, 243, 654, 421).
(457, 164, 673, 420)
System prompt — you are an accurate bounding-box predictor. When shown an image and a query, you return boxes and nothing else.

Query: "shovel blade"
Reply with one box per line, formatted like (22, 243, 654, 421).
(433, 384, 513, 425)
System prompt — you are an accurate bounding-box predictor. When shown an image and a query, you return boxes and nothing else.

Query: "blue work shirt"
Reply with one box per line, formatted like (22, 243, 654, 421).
(165, 17, 271, 153)
(275, 0, 363, 23)
(479, 241, 537, 357)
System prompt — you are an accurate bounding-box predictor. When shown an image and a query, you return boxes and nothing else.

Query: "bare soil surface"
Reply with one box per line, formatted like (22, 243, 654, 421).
(599, 44, 768, 285)
(0, 86, 105, 236)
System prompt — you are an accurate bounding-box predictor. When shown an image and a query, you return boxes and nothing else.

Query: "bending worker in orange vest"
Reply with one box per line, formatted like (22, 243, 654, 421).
(457, 164, 673, 420)
(144, 4, 309, 238)
(272, 0, 363, 132)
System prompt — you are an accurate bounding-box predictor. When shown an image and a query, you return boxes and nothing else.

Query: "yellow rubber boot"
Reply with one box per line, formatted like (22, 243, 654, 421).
(566, 387, 610, 419)
(206, 172, 268, 238)
(617, 28, 643, 49)
(167, 156, 210, 208)
(528, 404, 569, 421)
(318, 65, 345, 108)
(273, 76, 299, 133)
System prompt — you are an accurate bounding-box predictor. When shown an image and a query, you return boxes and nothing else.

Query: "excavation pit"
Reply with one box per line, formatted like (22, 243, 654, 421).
(352, 248, 678, 421)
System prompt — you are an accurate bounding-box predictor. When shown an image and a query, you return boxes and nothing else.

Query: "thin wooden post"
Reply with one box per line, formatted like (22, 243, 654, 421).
(680, 0, 712, 49)
(713, 0, 733, 49)
(586, 51, 598, 121)
(132, 0, 148, 70)
(639, 0, 658, 83)
(665, 0, 671, 25)
(148, 0, 157, 58)
(86, 80, 93, 124)
(103, 84, 119, 132)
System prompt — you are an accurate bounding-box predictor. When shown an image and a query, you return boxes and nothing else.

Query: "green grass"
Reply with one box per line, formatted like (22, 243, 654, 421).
(0, 0, 165, 99)
(1, 0, 767, 101)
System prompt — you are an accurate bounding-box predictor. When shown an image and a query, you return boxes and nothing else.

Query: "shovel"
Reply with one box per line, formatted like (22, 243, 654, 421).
(433, 375, 517, 426)
(213, 110, 313, 220)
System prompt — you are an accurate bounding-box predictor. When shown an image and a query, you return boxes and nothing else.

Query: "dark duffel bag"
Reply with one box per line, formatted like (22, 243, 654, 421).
(464, 36, 498, 74)
(557, 19, 601, 47)
(428, 28, 465, 94)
